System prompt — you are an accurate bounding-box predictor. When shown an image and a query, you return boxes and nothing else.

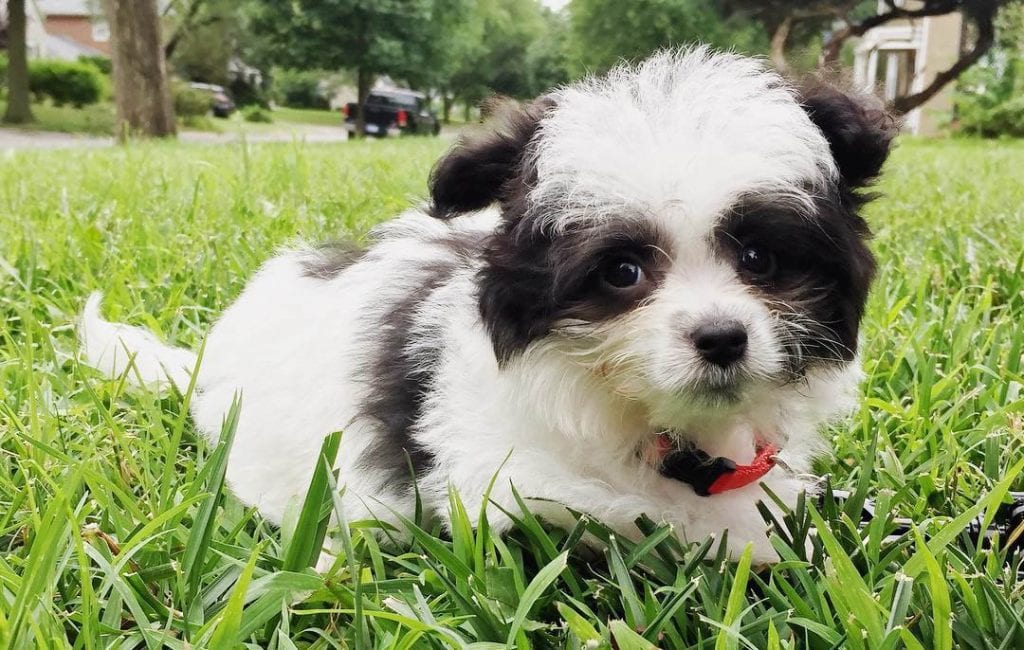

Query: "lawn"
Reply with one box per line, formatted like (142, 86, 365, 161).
(1, 137, 1023, 648)
(272, 106, 346, 127)
(0, 100, 117, 136)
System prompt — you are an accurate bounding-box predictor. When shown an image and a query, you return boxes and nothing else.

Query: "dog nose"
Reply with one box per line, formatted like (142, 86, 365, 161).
(692, 320, 748, 367)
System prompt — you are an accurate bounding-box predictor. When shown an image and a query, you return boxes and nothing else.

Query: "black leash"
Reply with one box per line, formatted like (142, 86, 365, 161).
(828, 489, 1024, 561)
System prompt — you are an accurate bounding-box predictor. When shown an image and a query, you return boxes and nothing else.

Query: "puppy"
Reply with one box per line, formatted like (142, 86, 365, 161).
(81, 48, 894, 564)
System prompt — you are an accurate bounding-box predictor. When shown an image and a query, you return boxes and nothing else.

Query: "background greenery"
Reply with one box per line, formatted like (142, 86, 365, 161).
(1, 138, 1023, 647)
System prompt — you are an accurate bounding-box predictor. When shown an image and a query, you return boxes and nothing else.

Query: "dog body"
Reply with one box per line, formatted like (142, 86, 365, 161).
(82, 49, 893, 563)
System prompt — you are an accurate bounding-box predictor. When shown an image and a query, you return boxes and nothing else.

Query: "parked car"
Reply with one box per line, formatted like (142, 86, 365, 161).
(343, 89, 441, 138)
(188, 82, 236, 118)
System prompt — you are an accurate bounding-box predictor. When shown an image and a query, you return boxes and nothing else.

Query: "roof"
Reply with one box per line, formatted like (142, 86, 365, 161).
(43, 32, 104, 58)
(36, 0, 96, 17)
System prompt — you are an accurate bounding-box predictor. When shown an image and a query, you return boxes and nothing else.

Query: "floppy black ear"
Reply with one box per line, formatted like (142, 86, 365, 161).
(429, 99, 553, 218)
(801, 85, 898, 188)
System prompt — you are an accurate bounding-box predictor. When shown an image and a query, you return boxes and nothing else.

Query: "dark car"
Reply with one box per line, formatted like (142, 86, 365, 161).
(189, 82, 236, 118)
(344, 89, 441, 138)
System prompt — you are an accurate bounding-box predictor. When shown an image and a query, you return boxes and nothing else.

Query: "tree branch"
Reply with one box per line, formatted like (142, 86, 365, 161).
(892, 3, 998, 113)
(163, 0, 208, 59)
(821, 0, 963, 65)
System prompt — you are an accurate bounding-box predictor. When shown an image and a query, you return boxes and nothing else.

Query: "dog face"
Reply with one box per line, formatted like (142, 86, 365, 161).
(430, 49, 894, 436)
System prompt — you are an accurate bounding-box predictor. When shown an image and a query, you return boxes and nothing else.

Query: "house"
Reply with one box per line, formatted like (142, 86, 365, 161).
(852, 1, 964, 135)
(26, 0, 110, 61)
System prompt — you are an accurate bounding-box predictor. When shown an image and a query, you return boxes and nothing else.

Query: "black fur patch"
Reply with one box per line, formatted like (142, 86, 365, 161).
(800, 84, 897, 190)
(354, 263, 454, 490)
(429, 98, 554, 218)
(301, 241, 365, 280)
(350, 216, 500, 490)
(715, 191, 876, 373)
(479, 216, 674, 363)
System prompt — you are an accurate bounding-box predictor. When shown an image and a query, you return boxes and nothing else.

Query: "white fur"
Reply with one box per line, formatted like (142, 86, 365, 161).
(79, 50, 866, 565)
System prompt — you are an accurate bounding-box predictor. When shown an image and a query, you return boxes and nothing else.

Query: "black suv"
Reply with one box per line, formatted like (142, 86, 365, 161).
(344, 89, 441, 138)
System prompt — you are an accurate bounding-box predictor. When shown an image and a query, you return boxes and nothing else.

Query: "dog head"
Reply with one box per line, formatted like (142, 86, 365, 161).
(430, 49, 895, 446)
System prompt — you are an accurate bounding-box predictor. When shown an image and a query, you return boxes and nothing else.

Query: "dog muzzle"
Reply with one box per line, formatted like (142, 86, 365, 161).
(651, 432, 779, 496)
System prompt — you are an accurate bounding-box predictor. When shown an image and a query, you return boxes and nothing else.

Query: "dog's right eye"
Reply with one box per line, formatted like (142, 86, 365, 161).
(601, 259, 644, 289)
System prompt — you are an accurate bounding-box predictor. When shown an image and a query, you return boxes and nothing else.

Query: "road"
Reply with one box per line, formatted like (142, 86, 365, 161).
(0, 125, 354, 150)
(0, 124, 464, 150)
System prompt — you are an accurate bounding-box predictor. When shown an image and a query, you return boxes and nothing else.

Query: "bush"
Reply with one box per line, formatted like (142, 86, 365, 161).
(272, 69, 330, 109)
(242, 105, 273, 123)
(28, 60, 104, 107)
(229, 76, 269, 109)
(173, 84, 211, 118)
(0, 54, 8, 91)
(78, 55, 112, 75)
(180, 114, 219, 131)
(956, 93, 1024, 138)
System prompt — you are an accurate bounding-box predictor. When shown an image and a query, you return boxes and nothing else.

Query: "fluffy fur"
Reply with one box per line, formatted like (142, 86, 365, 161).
(80, 49, 894, 564)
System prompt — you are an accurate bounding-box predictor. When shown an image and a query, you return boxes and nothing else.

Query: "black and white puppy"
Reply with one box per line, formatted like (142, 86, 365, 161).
(81, 48, 894, 564)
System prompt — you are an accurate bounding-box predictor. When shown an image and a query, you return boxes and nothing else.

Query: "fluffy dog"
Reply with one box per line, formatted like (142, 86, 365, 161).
(81, 48, 894, 563)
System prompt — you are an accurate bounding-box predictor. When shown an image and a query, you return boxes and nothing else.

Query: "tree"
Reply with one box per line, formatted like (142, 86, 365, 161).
(721, 1, 871, 73)
(3, 0, 34, 125)
(724, 0, 1022, 115)
(442, 0, 572, 121)
(249, 0, 435, 136)
(105, 0, 176, 138)
(165, 0, 242, 86)
(567, 0, 766, 74)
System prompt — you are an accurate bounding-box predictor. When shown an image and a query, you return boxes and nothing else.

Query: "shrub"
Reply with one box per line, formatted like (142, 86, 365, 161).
(229, 76, 269, 109)
(0, 53, 8, 91)
(28, 60, 104, 107)
(180, 114, 219, 131)
(272, 69, 330, 109)
(173, 84, 211, 118)
(78, 55, 113, 75)
(955, 57, 1024, 138)
(242, 105, 273, 123)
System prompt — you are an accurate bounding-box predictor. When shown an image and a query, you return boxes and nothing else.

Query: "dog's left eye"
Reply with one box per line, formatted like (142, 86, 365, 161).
(739, 245, 776, 278)
(601, 259, 644, 289)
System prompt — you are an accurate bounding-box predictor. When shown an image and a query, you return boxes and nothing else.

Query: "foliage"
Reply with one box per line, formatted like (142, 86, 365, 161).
(1, 139, 1024, 646)
(955, 3, 1024, 137)
(248, 0, 434, 85)
(568, 0, 766, 73)
(28, 60, 104, 108)
(77, 55, 113, 76)
(242, 105, 273, 123)
(167, 0, 242, 86)
(0, 53, 7, 90)
(439, 0, 573, 121)
(271, 68, 332, 110)
(172, 83, 212, 118)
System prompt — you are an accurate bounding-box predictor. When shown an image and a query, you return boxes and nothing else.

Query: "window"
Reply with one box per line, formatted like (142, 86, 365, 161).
(92, 20, 110, 43)
(874, 49, 917, 101)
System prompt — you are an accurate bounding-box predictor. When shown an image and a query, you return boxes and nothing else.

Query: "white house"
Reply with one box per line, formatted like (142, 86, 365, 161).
(852, 1, 964, 135)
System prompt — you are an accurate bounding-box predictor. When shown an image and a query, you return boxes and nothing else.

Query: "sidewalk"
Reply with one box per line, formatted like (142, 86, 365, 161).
(0, 124, 353, 150)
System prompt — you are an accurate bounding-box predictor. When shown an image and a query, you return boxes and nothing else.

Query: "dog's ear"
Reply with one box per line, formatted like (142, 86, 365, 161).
(429, 98, 553, 218)
(800, 84, 897, 188)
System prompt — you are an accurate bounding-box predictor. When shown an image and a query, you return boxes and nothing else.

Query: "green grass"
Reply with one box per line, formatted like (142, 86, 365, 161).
(272, 106, 346, 127)
(0, 100, 117, 135)
(1, 137, 1023, 647)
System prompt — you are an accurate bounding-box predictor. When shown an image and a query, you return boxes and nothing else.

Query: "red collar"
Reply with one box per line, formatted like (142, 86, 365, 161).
(652, 432, 779, 496)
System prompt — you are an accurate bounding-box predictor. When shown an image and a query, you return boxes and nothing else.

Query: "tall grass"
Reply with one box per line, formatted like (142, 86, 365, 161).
(1, 137, 1022, 647)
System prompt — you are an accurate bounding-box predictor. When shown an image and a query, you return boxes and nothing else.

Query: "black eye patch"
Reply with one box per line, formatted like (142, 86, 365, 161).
(478, 217, 673, 363)
(714, 195, 876, 368)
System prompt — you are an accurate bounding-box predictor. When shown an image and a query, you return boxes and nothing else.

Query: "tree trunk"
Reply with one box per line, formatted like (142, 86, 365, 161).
(441, 90, 454, 124)
(106, 0, 176, 139)
(769, 17, 793, 74)
(3, 0, 34, 125)
(354, 66, 374, 138)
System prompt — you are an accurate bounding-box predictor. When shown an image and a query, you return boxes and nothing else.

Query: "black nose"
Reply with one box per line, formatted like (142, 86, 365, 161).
(692, 320, 748, 367)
